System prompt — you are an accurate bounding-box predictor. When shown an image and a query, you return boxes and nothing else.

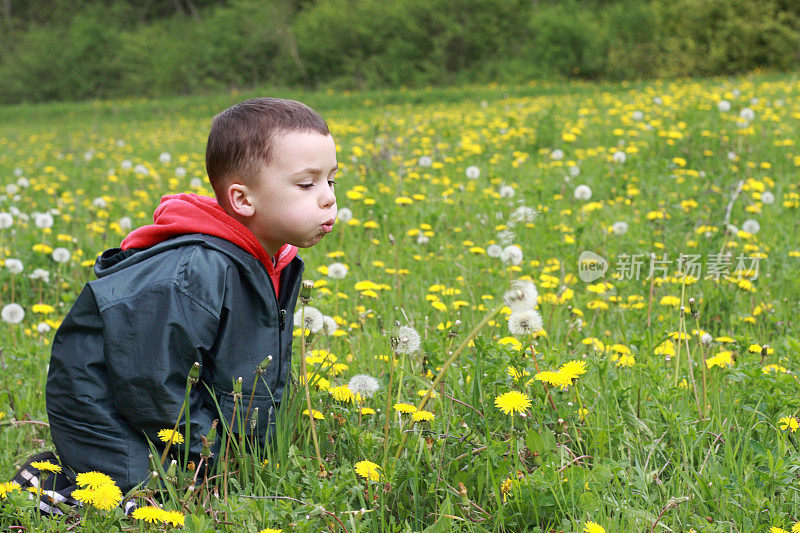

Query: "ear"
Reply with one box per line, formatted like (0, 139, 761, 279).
(226, 183, 255, 217)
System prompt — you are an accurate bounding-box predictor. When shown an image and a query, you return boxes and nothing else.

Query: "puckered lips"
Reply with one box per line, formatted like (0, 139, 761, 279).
(320, 218, 335, 234)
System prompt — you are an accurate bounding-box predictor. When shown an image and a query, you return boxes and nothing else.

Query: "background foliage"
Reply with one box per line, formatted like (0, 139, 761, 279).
(1, 0, 800, 103)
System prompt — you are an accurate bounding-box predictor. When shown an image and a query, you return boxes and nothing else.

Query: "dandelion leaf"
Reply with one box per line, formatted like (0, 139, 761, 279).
(420, 495, 455, 533)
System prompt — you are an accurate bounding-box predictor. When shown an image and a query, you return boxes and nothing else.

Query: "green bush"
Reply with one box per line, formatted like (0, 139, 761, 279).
(0, 0, 799, 103)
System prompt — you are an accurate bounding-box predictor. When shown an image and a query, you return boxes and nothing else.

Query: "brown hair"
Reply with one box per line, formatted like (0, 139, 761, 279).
(205, 97, 330, 201)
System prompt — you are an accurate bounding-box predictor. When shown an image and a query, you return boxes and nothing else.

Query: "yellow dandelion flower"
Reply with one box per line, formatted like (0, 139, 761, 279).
(87, 483, 123, 511)
(762, 364, 788, 374)
(612, 354, 636, 368)
(354, 460, 380, 481)
(558, 360, 587, 382)
(659, 296, 681, 308)
(706, 350, 733, 369)
(302, 409, 325, 420)
(584, 522, 606, 533)
(162, 510, 185, 527)
(535, 370, 572, 389)
(330, 385, 355, 403)
(259, 528, 283, 533)
(360, 407, 376, 415)
(75, 471, 114, 489)
(793, 524, 800, 533)
(393, 403, 417, 414)
(412, 410, 435, 422)
(31, 461, 61, 473)
(157, 428, 185, 444)
(0, 481, 20, 499)
(779, 417, 799, 432)
(132, 506, 168, 524)
(494, 391, 531, 415)
(500, 477, 513, 502)
(770, 527, 789, 533)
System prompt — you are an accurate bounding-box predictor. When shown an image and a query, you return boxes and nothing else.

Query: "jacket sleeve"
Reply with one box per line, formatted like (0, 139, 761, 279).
(99, 280, 219, 456)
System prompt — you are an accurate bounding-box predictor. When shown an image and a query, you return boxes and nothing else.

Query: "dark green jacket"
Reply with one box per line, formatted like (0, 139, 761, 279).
(46, 234, 303, 492)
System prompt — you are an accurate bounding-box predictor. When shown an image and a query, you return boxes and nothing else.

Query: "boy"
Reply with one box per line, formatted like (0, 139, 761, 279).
(13, 97, 338, 512)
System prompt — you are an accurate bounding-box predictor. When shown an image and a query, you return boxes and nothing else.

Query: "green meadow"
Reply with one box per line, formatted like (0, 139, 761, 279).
(1, 74, 800, 531)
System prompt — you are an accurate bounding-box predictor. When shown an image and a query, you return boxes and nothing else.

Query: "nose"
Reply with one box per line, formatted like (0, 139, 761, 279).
(320, 186, 336, 209)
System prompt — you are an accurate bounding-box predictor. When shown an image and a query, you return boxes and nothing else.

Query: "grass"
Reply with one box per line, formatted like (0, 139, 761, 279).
(1, 71, 799, 532)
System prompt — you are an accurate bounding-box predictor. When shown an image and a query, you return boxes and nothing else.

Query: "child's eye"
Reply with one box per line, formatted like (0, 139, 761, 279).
(328, 180, 337, 187)
(298, 183, 314, 190)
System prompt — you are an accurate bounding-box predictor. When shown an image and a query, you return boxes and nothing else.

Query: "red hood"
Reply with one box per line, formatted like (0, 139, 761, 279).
(121, 193, 297, 297)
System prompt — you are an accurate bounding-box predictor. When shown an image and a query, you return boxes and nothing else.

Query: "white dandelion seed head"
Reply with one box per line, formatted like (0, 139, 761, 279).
(5, 258, 23, 274)
(653, 96, 663, 105)
(159, 152, 172, 164)
(503, 280, 539, 312)
(52, 247, 71, 263)
(507, 309, 543, 336)
(118, 217, 133, 231)
(0, 212, 13, 229)
(29, 268, 50, 283)
(612, 221, 629, 235)
(392, 325, 421, 354)
(37, 322, 51, 334)
(500, 244, 523, 265)
(116, 139, 126, 147)
(727, 151, 737, 161)
(569, 165, 581, 177)
(739, 107, 755, 122)
(322, 315, 338, 336)
(499, 185, 515, 198)
(336, 207, 353, 223)
(574, 185, 592, 201)
(497, 229, 516, 245)
(487, 243, 503, 258)
(175, 166, 187, 178)
(550, 149, 564, 161)
(294, 306, 324, 333)
(189, 177, 204, 189)
(327, 262, 348, 280)
(416, 234, 429, 245)
(465, 166, 481, 180)
(700, 333, 713, 346)
(92, 197, 107, 209)
(348, 374, 380, 398)
(717, 100, 731, 112)
(1, 303, 25, 324)
(508, 206, 538, 224)
(16, 177, 29, 188)
(134, 164, 149, 176)
(761, 191, 775, 205)
(83, 150, 94, 162)
(742, 219, 760, 234)
(34, 212, 54, 229)
(632, 110, 644, 121)
(418, 155, 433, 167)
(13, 167, 23, 177)
(120, 159, 133, 170)
(612, 150, 627, 164)
(6, 183, 19, 195)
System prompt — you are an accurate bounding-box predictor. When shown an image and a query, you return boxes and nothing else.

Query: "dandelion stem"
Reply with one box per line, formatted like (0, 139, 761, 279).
(299, 306, 324, 474)
(395, 304, 503, 460)
(160, 382, 191, 466)
(221, 394, 238, 503)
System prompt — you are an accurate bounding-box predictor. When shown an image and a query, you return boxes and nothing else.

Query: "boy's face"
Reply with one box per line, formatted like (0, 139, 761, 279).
(243, 131, 338, 257)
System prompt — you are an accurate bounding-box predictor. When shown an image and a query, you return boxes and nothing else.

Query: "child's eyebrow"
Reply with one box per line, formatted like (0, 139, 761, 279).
(292, 165, 338, 176)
